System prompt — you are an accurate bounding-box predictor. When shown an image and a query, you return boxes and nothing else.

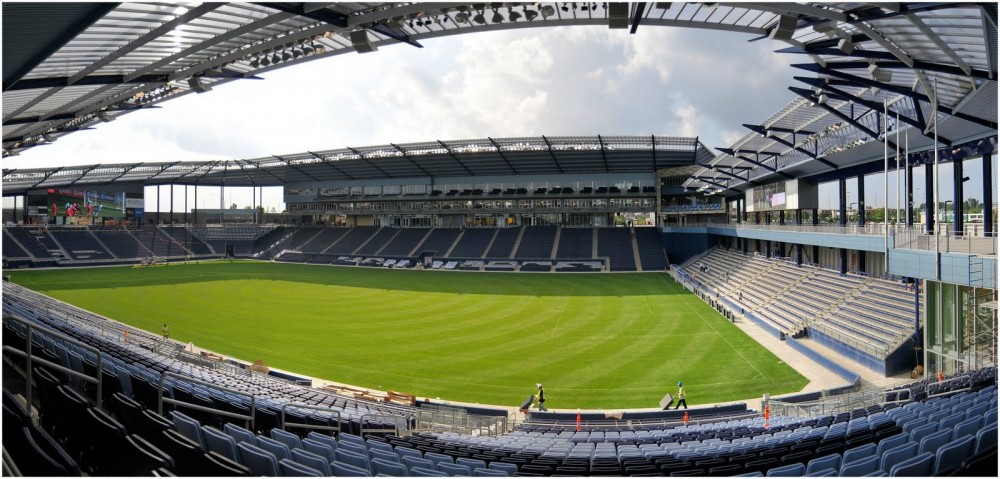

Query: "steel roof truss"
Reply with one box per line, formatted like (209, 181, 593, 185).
(435, 140, 473, 176)
(905, 13, 973, 76)
(485, 138, 519, 174)
(390, 143, 432, 176)
(595, 135, 610, 173)
(307, 151, 354, 180)
(275, 155, 320, 181)
(539, 136, 565, 174)
(796, 64, 998, 129)
(795, 76, 953, 146)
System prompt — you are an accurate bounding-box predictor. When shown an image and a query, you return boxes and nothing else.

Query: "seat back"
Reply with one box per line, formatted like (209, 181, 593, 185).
(201, 426, 239, 462)
(278, 457, 323, 477)
(438, 462, 472, 476)
(332, 460, 373, 476)
(370, 448, 401, 464)
(976, 422, 998, 454)
(395, 446, 423, 460)
(805, 453, 840, 474)
(765, 463, 804, 476)
(270, 428, 303, 450)
(222, 422, 256, 445)
(488, 461, 519, 474)
(336, 448, 372, 473)
(888, 452, 933, 477)
(292, 447, 332, 476)
(473, 467, 509, 476)
(255, 434, 291, 461)
(918, 428, 953, 455)
(372, 457, 410, 476)
(236, 442, 279, 476)
(301, 438, 336, 462)
(879, 442, 918, 472)
(425, 451, 454, 466)
(404, 455, 436, 472)
(306, 431, 338, 450)
(875, 432, 907, 458)
(839, 455, 879, 476)
(410, 466, 448, 476)
(170, 411, 206, 451)
(457, 457, 488, 471)
(842, 442, 876, 465)
(933, 434, 975, 475)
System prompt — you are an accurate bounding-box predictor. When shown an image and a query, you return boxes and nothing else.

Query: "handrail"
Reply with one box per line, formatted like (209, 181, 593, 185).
(925, 375, 972, 400)
(2, 315, 103, 409)
(280, 402, 342, 436)
(157, 370, 256, 429)
(359, 412, 409, 438)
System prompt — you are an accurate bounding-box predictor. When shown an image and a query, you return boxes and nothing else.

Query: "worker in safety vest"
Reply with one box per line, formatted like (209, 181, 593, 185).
(535, 383, 547, 411)
(674, 381, 687, 409)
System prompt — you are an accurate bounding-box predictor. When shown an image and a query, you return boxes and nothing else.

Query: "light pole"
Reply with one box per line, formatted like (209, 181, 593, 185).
(850, 202, 857, 226)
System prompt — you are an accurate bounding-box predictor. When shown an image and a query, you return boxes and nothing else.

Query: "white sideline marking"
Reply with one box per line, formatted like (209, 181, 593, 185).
(681, 297, 769, 381)
(549, 283, 577, 340)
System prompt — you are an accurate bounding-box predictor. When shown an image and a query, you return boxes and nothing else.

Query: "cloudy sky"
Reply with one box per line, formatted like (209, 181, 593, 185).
(7, 24, 806, 211)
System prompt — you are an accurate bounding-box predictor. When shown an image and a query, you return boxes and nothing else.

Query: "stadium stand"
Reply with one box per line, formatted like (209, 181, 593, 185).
(447, 228, 497, 259)
(159, 227, 214, 256)
(513, 226, 558, 259)
(5, 227, 54, 259)
(555, 227, 594, 259)
(414, 228, 462, 256)
(485, 228, 520, 259)
(678, 248, 924, 374)
(597, 228, 636, 271)
(91, 226, 148, 259)
(354, 227, 400, 256)
(326, 226, 380, 255)
(378, 227, 431, 256)
(635, 227, 669, 271)
(48, 229, 114, 261)
(298, 227, 351, 253)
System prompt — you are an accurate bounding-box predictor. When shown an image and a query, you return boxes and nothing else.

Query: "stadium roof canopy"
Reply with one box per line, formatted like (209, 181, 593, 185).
(1, 135, 710, 194)
(2, 2, 997, 196)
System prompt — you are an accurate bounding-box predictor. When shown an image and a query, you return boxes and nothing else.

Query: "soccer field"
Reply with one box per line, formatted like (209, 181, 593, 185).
(9, 261, 807, 409)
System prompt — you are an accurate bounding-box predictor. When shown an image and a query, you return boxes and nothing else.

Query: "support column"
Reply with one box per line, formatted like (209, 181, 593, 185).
(220, 184, 224, 224)
(779, 210, 785, 225)
(840, 249, 847, 274)
(985, 153, 994, 237)
(812, 208, 818, 225)
(858, 251, 866, 274)
(169, 184, 174, 224)
(156, 185, 160, 224)
(924, 163, 934, 234)
(812, 245, 819, 264)
(905, 163, 914, 227)
(765, 211, 771, 225)
(839, 177, 847, 227)
(194, 186, 198, 225)
(954, 158, 964, 237)
(796, 243, 803, 266)
(857, 173, 866, 226)
(795, 209, 802, 225)
(184, 185, 188, 224)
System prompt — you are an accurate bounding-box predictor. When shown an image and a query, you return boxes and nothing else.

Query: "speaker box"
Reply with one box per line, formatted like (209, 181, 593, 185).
(768, 15, 798, 41)
(350, 30, 377, 53)
(608, 2, 629, 29)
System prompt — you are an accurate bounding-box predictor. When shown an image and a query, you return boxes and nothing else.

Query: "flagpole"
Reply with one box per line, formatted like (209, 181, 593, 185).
(933, 78, 940, 280)
(884, 98, 889, 272)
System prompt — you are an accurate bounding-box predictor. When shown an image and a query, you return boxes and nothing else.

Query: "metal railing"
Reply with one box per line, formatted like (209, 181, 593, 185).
(281, 402, 342, 436)
(414, 404, 509, 437)
(2, 315, 104, 409)
(157, 371, 256, 429)
(359, 412, 409, 437)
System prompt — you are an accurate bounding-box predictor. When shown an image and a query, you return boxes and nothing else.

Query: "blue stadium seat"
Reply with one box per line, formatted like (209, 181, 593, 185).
(237, 442, 279, 476)
(370, 448, 402, 464)
(336, 448, 372, 474)
(805, 453, 840, 475)
(888, 452, 933, 477)
(395, 446, 423, 461)
(437, 462, 472, 476)
(839, 456, 879, 476)
(279, 457, 324, 476)
(975, 423, 997, 454)
(879, 442, 918, 473)
(291, 447, 332, 476)
(306, 431, 339, 451)
(765, 463, 805, 476)
(255, 434, 291, 461)
(333, 460, 374, 476)
(403, 456, 436, 472)
(270, 428, 303, 451)
(457, 457, 488, 471)
(918, 428, 952, 455)
(411, 466, 449, 476)
(933, 434, 975, 475)
(953, 417, 981, 440)
(300, 438, 336, 463)
(804, 467, 838, 477)
(842, 443, 876, 465)
(488, 462, 519, 475)
(425, 451, 454, 467)
(875, 432, 907, 458)
(473, 467, 509, 476)
(169, 411, 206, 451)
(201, 426, 239, 462)
(223, 422, 257, 445)
(372, 457, 410, 476)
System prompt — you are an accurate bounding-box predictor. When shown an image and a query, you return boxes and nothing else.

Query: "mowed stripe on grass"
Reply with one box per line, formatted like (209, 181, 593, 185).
(9, 261, 807, 409)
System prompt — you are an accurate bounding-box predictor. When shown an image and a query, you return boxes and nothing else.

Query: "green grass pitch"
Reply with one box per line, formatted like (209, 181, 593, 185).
(9, 261, 807, 409)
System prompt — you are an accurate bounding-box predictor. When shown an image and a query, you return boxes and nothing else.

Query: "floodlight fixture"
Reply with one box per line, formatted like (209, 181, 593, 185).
(509, 10, 521, 21)
(868, 64, 892, 83)
(492, 10, 504, 22)
(455, 11, 469, 22)
(540, 5, 555, 17)
(524, 8, 538, 20)
(473, 12, 486, 24)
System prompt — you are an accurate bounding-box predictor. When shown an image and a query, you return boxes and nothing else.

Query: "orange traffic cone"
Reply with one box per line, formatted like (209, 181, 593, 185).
(938, 370, 944, 382)
(683, 410, 689, 424)
(763, 405, 770, 429)
(575, 410, 581, 432)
